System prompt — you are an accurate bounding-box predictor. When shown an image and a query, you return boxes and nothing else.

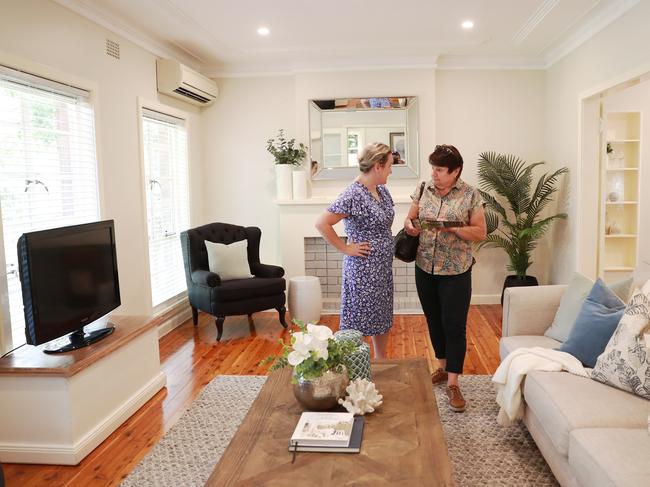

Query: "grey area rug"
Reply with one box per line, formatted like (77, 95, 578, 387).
(434, 375, 558, 486)
(121, 375, 557, 486)
(120, 375, 267, 487)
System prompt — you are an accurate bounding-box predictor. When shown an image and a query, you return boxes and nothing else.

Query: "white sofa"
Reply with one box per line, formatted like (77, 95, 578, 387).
(500, 285, 650, 487)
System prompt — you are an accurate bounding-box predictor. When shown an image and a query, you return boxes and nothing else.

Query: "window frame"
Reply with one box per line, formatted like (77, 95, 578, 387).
(0, 54, 103, 353)
(137, 98, 192, 314)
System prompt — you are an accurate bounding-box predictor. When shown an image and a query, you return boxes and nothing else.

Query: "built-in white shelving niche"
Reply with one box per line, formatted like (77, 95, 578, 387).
(599, 111, 641, 281)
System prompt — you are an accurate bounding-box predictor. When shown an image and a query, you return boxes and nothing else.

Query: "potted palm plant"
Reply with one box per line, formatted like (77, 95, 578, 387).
(476, 152, 568, 303)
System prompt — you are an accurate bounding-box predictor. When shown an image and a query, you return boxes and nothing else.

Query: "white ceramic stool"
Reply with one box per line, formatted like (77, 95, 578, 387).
(288, 276, 323, 324)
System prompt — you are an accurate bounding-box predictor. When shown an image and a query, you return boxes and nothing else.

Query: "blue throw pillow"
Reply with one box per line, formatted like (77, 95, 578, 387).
(558, 278, 626, 367)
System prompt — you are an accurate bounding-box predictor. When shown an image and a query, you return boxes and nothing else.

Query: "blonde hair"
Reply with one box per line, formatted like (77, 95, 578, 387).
(358, 142, 391, 173)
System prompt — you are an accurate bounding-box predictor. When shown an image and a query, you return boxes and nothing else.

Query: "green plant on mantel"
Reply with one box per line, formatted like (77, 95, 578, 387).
(477, 151, 569, 279)
(266, 129, 307, 165)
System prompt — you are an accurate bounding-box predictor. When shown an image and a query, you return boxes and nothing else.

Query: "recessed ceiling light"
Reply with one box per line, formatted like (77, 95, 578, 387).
(461, 20, 474, 30)
(257, 26, 270, 36)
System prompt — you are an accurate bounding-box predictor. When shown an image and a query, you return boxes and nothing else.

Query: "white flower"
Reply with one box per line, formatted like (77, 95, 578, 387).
(312, 340, 329, 361)
(287, 349, 309, 366)
(292, 331, 313, 354)
(306, 323, 333, 341)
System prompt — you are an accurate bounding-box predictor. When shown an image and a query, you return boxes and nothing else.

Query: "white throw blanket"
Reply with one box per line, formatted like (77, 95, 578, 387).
(492, 347, 590, 426)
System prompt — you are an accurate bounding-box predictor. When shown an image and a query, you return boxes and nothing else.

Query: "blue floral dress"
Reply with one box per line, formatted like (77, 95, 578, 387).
(327, 181, 395, 335)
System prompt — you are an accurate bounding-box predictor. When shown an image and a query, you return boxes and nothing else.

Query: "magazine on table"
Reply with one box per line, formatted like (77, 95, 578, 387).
(289, 412, 355, 447)
(289, 415, 364, 453)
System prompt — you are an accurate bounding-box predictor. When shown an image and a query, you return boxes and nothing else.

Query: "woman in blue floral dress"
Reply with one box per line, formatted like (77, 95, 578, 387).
(315, 143, 395, 358)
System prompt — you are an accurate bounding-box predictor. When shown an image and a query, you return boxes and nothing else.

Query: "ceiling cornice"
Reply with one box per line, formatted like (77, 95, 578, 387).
(205, 62, 439, 79)
(436, 56, 545, 71)
(513, 0, 560, 45)
(52, 0, 202, 70)
(543, 0, 640, 68)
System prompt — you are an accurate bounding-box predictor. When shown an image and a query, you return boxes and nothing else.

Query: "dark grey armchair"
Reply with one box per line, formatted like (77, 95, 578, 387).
(180, 222, 287, 341)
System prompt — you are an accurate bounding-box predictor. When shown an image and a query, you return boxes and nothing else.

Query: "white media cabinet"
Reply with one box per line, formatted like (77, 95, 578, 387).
(0, 315, 166, 464)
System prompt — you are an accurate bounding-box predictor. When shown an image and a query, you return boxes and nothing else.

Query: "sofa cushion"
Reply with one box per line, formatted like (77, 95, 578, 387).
(569, 428, 650, 487)
(544, 274, 632, 342)
(499, 335, 561, 361)
(592, 285, 650, 399)
(544, 273, 594, 342)
(558, 278, 626, 367)
(523, 371, 650, 456)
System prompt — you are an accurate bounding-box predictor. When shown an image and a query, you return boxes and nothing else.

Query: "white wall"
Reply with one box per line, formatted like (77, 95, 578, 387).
(0, 0, 206, 320)
(546, 0, 650, 284)
(436, 70, 547, 294)
(201, 76, 295, 266)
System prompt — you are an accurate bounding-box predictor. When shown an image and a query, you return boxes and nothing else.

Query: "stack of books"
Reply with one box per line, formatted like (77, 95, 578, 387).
(288, 412, 364, 453)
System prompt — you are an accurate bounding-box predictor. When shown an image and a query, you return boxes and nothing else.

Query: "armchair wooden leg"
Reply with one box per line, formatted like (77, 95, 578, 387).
(215, 316, 225, 341)
(247, 314, 254, 326)
(191, 306, 198, 326)
(276, 306, 287, 328)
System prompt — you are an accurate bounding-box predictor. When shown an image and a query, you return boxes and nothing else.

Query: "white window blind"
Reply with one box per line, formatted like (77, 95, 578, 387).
(0, 65, 100, 347)
(141, 108, 189, 308)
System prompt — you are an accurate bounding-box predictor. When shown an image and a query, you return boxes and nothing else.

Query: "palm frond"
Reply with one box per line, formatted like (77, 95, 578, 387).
(477, 152, 568, 277)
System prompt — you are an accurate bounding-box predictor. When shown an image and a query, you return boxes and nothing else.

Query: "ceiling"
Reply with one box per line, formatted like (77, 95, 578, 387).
(56, 0, 639, 76)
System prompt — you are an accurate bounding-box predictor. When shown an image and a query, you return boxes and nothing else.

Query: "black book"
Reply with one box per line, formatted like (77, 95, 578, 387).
(288, 416, 364, 453)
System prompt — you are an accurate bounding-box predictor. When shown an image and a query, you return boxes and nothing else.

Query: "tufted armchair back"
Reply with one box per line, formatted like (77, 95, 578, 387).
(181, 222, 262, 284)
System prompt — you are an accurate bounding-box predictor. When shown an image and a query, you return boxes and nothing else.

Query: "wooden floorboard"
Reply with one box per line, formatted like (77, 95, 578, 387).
(2, 305, 502, 487)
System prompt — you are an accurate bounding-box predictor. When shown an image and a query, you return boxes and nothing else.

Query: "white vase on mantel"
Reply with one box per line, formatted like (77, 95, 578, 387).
(275, 164, 293, 200)
(292, 169, 308, 200)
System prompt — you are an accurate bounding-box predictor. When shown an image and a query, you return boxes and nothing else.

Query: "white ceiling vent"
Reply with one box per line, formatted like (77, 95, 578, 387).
(106, 39, 120, 59)
(156, 59, 218, 107)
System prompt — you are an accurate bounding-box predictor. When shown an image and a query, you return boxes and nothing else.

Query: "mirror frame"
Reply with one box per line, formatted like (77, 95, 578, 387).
(308, 96, 420, 180)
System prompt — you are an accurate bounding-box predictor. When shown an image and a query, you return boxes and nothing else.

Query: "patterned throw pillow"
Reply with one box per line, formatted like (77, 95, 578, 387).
(592, 285, 650, 399)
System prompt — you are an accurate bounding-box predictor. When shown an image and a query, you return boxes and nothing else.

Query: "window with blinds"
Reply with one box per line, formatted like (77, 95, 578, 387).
(0, 65, 100, 348)
(141, 108, 190, 308)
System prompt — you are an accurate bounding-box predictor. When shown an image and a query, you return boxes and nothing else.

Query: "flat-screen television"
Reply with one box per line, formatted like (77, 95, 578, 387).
(17, 220, 121, 354)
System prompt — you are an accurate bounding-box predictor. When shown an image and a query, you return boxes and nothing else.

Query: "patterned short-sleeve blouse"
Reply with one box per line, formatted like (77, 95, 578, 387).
(410, 178, 484, 275)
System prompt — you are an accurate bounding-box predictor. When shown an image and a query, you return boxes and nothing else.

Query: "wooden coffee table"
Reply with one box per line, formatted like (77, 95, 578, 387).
(206, 358, 454, 486)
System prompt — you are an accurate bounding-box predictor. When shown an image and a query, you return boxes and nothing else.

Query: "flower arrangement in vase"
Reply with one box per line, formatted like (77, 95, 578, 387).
(262, 321, 356, 410)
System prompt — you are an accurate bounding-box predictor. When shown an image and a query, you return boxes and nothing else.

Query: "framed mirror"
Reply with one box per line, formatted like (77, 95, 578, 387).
(309, 96, 419, 180)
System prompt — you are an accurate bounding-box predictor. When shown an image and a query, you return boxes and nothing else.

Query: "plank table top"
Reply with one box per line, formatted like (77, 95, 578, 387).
(207, 358, 454, 486)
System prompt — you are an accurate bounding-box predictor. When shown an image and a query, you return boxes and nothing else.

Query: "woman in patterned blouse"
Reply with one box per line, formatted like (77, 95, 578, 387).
(403, 144, 487, 412)
(315, 143, 395, 359)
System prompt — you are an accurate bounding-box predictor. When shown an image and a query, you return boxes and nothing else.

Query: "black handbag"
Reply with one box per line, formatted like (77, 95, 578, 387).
(394, 182, 425, 263)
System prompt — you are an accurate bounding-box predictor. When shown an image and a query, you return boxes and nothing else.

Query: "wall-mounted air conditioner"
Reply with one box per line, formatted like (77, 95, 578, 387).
(156, 59, 218, 107)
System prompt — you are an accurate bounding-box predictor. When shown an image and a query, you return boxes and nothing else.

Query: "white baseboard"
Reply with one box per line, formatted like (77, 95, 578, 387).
(0, 372, 166, 465)
(322, 294, 500, 314)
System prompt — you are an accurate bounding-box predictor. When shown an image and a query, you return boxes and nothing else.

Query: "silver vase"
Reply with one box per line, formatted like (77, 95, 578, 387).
(293, 367, 349, 411)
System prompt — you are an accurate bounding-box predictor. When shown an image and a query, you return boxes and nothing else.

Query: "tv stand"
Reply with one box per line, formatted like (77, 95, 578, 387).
(0, 315, 165, 465)
(43, 324, 115, 354)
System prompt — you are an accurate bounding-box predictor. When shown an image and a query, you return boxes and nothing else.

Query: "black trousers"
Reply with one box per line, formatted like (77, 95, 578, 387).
(415, 265, 472, 374)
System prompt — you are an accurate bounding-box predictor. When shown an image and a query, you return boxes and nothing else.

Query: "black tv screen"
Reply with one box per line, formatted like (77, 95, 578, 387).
(18, 220, 121, 351)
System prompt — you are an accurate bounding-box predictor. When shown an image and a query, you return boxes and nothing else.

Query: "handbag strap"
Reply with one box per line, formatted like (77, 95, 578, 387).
(408, 181, 426, 226)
